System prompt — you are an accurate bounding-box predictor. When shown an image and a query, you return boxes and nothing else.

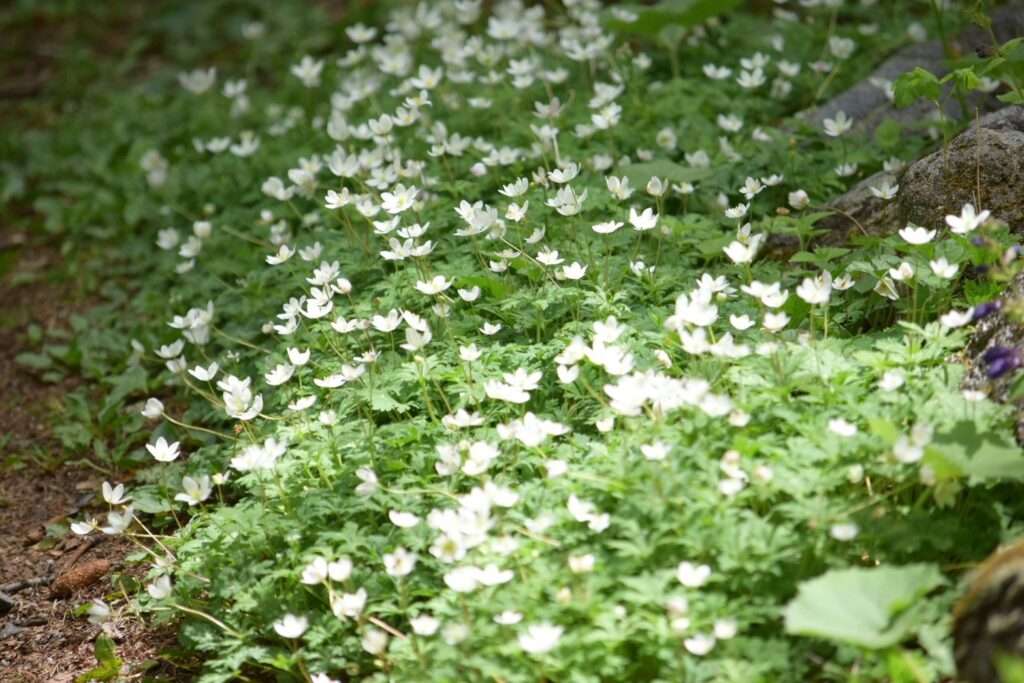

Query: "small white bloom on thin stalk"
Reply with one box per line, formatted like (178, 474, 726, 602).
(518, 623, 563, 655)
(273, 613, 308, 639)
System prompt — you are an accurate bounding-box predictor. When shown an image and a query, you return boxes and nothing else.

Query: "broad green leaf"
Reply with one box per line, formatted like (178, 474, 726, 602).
(893, 67, 941, 107)
(784, 564, 944, 648)
(927, 420, 1024, 482)
(130, 485, 174, 514)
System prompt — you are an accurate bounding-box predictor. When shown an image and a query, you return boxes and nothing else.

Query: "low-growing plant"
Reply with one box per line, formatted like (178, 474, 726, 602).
(8, 0, 1024, 681)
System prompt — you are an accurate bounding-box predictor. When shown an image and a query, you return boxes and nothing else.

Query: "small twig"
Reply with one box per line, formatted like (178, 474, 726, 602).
(0, 573, 53, 595)
(61, 536, 103, 573)
(368, 616, 407, 640)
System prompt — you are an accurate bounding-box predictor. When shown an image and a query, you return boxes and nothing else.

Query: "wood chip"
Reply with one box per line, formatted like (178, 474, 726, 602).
(49, 559, 110, 598)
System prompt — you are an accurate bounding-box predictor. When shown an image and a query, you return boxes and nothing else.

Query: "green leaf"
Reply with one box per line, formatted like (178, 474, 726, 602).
(784, 564, 945, 648)
(874, 118, 903, 150)
(887, 648, 934, 683)
(998, 90, 1024, 105)
(927, 420, 1024, 482)
(14, 352, 53, 370)
(75, 635, 122, 682)
(893, 67, 941, 108)
(100, 365, 148, 419)
(605, 0, 742, 36)
(130, 485, 174, 514)
(619, 160, 709, 190)
(868, 417, 900, 445)
(946, 67, 981, 94)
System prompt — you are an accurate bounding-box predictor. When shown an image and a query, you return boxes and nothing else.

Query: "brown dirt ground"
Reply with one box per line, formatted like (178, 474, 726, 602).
(0, 232, 190, 681)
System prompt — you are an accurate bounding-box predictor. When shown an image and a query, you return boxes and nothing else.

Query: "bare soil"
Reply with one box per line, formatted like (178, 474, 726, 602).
(0, 232, 188, 681)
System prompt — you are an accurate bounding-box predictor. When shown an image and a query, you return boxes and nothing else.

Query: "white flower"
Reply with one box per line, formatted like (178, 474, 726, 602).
(889, 262, 915, 282)
(383, 547, 418, 577)
(519, 623, 563, 654)
(684, 633, 716, 656)
(388, 510, 420, 528)
(499, 177, 529, 197)
(605, 176, 634, 201)
(796, 271, 832, 305)
(266, 245, 294, 266)
(287, 347, 311, 365)
(146, 437, 181, 463)
(291, 56, 323, 87)
(590, 218, 622, 235)
(724, 240, 757, 264)
(823, 110, 853, 137)
(828, 418, 858, 438)
(494, 610, 523, 625)
(561, 262, 588, 280)
(355, 467, 378, 496)
(444, 566, 481, 593)
(677, 561, 712, 588)
(763, 312, 790, 332)
(328, 558, 352, 582)
(301, 557, 330, 585)
(102, 481, 130, 505)
(568, 554, 595, 573)
(646, 176, 667, 197)
(141, 398, 164, 418)
(869, 181, 899, 200)
(548, 162, 579, 184)
(188, 362, 219, 381)
(714, 619, 738, 640)
(641, 441, 671, 461)
(416, 275, 453, 295)
(71, 517, 99, 536)
(898, 225, 936, 245)
(265, 363, 296, 386)
(273, 614, 308, 639)
(362, 627, 389, 655)
(411, 614, 440, 636)
(147, 575, 172, 600)
(331, 588, 367, 619)
(946, 203, 991, 234)
(830, 522, 859, 541)
(459, 344, 482, 362)
(940, 308, 973, 329)
(788, 189, 810, 209)
(87, 598, 111, 625)
(174, 475, 212, 506)
(628, 207, 659, 231)
(178, 67, 216, 94)
(878, 370, 905, 391)
(929, 257, 959, 279)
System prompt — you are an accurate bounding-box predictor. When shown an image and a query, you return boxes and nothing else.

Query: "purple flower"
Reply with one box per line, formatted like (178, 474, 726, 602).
(982, 345, 1022, 379)
(972, 300, 1003, 322)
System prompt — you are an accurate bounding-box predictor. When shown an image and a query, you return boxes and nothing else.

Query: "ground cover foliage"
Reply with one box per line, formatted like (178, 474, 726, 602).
(6, 0, 1024, 681)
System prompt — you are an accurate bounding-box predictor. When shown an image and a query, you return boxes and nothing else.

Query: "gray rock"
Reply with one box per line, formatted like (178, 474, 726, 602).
(0, 590, 13, 616)
(795, 106, 1024, 252)
(799, 4, 1024, 136)
(900, 106, 1024, 233)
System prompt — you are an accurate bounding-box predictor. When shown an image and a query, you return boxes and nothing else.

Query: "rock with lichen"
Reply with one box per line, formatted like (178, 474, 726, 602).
(899, 106, 1024, 233)
(793, 106, 1024, 253)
